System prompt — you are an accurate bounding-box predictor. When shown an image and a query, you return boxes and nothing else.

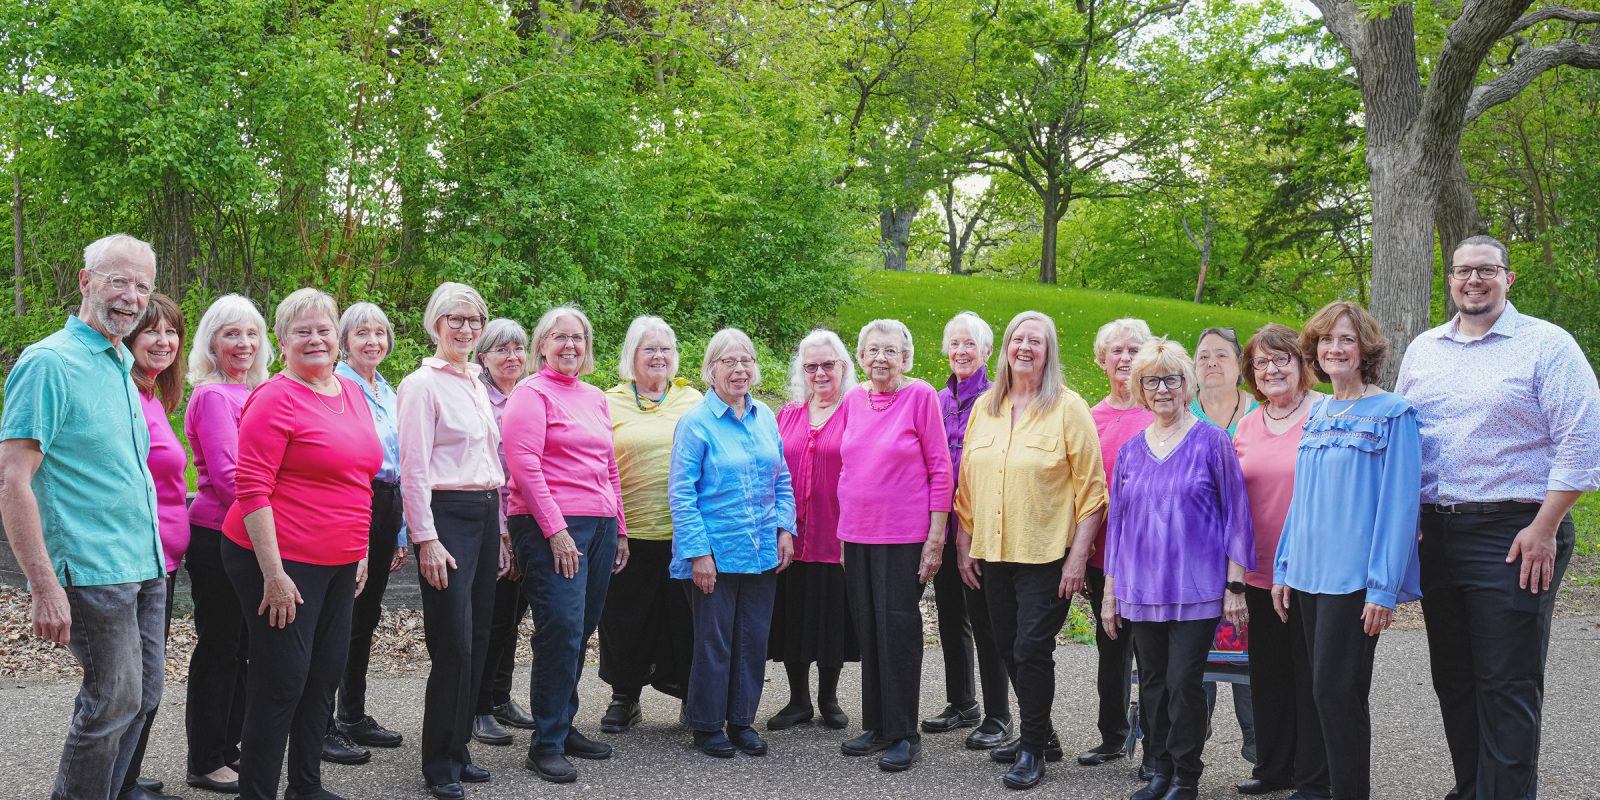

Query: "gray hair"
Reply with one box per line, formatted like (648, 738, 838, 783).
(854, 318, 914, 367)
(617, 315, 679, 382)
(476, 318, 529, 364)
(337, 301, 394, 358)
(188, 293, 273, 387)
(701, 328, 760, 389)
(530, 306, 596, 376)
(1093, 317, 1153, 362)
(787, 328, 856, 405)
(1455, 234, 1510, 268)
(273, 288, 339, 347)
(422, 282, 490, 345)
(941, 311, 994, 358)
(83, 233, 156, 276)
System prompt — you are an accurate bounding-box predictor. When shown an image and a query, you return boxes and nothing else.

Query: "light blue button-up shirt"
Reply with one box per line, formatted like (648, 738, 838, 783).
(335, 361, 407, 547)
(1, 316, 162, 586)
(668, 389, 796, 578)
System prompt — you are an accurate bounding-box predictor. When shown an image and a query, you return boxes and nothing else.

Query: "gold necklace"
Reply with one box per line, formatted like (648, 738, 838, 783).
(1325, 385, 1370, 419)
(1149, 414, 1192, 448)
(291, 372, 345, 414)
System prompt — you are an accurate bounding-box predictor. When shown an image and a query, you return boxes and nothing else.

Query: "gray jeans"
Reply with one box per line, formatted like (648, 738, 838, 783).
(53, 577, 166, 800)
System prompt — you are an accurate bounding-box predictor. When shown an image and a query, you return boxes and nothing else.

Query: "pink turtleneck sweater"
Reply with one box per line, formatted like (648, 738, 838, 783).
(502, 366, 626, 538)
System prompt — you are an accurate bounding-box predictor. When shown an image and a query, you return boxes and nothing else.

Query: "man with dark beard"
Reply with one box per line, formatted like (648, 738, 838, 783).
(0, 233, 168, 800)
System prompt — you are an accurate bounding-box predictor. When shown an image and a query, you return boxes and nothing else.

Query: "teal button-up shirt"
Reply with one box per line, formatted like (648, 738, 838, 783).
(1, 316, 162, 586)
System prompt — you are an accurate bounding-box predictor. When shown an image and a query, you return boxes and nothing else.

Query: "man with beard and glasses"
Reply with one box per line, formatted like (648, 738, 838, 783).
(1397, 234, 1600, 800)
(1, 233, 169, 800)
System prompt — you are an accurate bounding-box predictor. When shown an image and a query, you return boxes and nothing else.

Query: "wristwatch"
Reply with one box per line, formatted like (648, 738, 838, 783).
(1226, 581, 1247, 595)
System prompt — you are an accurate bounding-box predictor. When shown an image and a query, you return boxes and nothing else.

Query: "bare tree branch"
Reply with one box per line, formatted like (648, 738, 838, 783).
(1504, 5, 1600, 37)
(1465, 39, 1600, 123)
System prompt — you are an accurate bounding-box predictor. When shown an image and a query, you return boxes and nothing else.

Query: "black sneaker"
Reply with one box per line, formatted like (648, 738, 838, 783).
(320, 730, 371, 765)
(840, 730, 892, 756)
(600, 698, 642, 733)
(336, 715, 403, 748)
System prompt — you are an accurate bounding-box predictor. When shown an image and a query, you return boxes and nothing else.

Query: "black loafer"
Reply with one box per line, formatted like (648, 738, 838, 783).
(461, 762, 491, 783)
(818, 698, 849, 729)
(320, 731, 372, 765)
(472, 714, 513, 746)
(966, 716, 1012, 750)
(283, 786, 346, 800)
(920, 702, 981, 733)
(336, 715, 403, 748)
(564, 727, 614, 760)
(136, 776, 164, 793)
(877, 737, 921, 772)
(525, 753, 577, 784)
(1161, 778, 1199, 800)
(185, 772, 240, 794)
(118, 785, 181, 800)
(1077, 744, 1126, 766)
(1131, 774, 1172, 800)
(840, 730, 892, 757)
(1002, 750, 1044, 790)
(765, 702, 815, 731)
(693, 729, 737, 758)
(729, 725, 768, 756)
(493, 699, 538, 730)
(992, 734, 1063, 764)
(1237, 778, 1293, 795)
(600, 698, 642, 733)
(427, 782, 464, 800)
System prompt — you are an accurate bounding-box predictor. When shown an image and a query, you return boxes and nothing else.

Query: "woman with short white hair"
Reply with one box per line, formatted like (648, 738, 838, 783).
(597, 315, 703, 733)
(767, 328, 859, 733)
(183, 292, 273, 794)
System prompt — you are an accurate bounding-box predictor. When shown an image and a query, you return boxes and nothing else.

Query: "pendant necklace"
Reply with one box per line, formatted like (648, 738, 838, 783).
(1150, 414, 1192, 448)
(1264, 392, 1308, 421)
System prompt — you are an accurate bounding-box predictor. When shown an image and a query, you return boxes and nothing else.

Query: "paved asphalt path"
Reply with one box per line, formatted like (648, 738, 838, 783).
(4, 617, 1598, 800)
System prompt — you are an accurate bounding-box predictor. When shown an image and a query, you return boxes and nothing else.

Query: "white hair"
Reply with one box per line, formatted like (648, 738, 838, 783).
(530, 306, 596, 376)
(617, 315, 679, 382)
(941, 311, 993, 358)
(1094, 318, 1153, 361)
(700, 328, 760, 388)
(337, 301, 394, 358)
(854, 318, 914, 367)
(787, 328, 857, 404)
(188, 293, 273, 387)
(83, 233, 156, 276)
(422, 282, 489, 345)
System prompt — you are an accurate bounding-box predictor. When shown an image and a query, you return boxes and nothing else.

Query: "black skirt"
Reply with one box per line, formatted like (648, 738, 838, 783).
(767, 560, 860, 666)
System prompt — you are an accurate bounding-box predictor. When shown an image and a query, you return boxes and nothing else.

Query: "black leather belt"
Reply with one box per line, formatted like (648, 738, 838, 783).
(1422, 501, 1539, 515)
(372, 479, 400, 492)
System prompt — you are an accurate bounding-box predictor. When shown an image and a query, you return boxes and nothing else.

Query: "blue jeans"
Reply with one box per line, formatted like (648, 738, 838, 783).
(54, 577, 166, 800)
(684, 570, 777, 731)
(511, 514, 617, 755)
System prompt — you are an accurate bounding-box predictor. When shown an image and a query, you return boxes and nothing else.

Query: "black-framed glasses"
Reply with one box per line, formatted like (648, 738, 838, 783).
(1449, 265, 1506, 281)
(802, 360, 840, 374)
(444, 314, 485, 331)
(1139, 374, 1186, 391)
(1250, 352, 1294, 371)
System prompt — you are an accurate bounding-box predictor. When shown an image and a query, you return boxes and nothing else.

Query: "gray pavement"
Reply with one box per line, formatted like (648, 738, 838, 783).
(4, 617, 1599, 800)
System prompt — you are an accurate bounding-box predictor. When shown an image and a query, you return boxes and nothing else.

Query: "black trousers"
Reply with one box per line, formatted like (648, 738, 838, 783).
(1132, 618, 1217, 784)
(1421, 505, 1574, 800)
(336, 480, 404, 723)
(184, 524, 247, 775)
(477, 572, 529, 712)
(1293, 590, 1374, 799)
(222, 538, 356, 800)
(843, 541, 925, 741)
(123, 570, 177, 792)
(931, 537, 1011, 718)
(984, 560, 1068, 751)
(1245, 585, 1329, 795)
(1085, 567, 1137, 751)
(598, 538, 693, 700)
(417, 490, 501, 786)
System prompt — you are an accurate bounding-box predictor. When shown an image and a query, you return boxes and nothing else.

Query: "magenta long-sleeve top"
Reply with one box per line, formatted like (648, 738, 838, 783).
(836, 380, 954, 545)
(778, 401, 847, 564)
(141, 391, 190, 572)
(184, 382, 252, 531)
(503, 366, 626, 537)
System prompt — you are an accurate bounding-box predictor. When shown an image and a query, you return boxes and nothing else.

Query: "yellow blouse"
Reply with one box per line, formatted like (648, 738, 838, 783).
(953, 388, 1109, 564)
(604, 379, 705, 542)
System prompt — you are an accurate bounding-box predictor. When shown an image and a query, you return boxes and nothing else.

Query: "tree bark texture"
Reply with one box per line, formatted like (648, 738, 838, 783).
(150, 175, 197, 296)
(1039, 185, 1060, 284)
(879, 203, 916, 271)
(12, 169, 21, 317)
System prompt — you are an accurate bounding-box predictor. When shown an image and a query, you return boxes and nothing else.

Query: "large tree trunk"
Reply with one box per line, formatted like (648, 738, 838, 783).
(1434, 152, 1486, 318)
(1038, 186, 1060, 284)
(879, 203, 916, 271)
(1367, 145, 1437, 386)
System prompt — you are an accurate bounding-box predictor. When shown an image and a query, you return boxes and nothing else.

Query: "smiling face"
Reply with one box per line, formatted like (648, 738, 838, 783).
(539, 313, 587, 376)
(283, 311, 338, 374)
(1143, 371, 1192, 417)
(801, 342, 844, 405)
(1251, 348, 1302, 403)
(481, 340, 526, 387)
(946, 326, 988, 381)
(81, 257, 155, 340)
(1316, 313, 1362, 383)
(1005, 319, 1049, 382)
(132, 315, 181, 379)
(1097, 335, 1144, 393)
(213, 321, 262, 383)
(859, 330, 909, 386)
(633, 330, 676, 386)
(1450, 242, 1514, 318)
(435, 302, 484, 365)
(1194, 332, 1241, 390)
(711, 346, 756, 400)
(343, 316, 391, 376)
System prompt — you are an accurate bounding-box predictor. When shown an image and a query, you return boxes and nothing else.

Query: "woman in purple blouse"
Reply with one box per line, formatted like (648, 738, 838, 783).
(1102, 338, 1253, 800)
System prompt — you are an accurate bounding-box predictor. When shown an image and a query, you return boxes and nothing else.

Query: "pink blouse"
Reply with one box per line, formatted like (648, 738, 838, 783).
(396, 358, 506, 543)
(836, 381, 954, 545)
(778, 401, 847, 564)
(141, 391, 190, 572)
(184, 382, 252, 530)
(1232, 400, 1315, 589)
(1090, 400, 1154, 570)
(503, 367, 626, 537)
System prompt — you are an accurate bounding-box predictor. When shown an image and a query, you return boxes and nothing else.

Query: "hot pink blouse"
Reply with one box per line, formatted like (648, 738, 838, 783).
(836, 381, 954, 545)
(1090, 400, 1154, 569)
(1232, 400, 1315, 589)
(503, 367, 626, 537)
(778, 401, 847, 564)
(141, 391, 190, 572)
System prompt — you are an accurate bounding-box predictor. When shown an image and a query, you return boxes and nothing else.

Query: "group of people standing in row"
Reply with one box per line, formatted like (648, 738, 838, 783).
(1, 233, 1596, 800)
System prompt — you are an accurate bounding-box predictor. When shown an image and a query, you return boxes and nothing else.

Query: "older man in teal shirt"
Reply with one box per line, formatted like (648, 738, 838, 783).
(0, 233, 167, 800)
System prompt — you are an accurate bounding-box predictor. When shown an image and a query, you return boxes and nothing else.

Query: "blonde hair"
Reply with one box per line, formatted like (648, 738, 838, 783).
(188, 293, 273, 387)
(787, 328, 857, 405)
(701, 328, 760, 389)
(422, 282, 490, 346)
(1093, 318, 1153, 362)
(984, 310, 1064, 419)
(272, 288, 339, 348)
(530, 306, 597, 376)
(1128, 337, 1197, 410)
(617, 315, 678, 382)
(941, 311, 994, 357)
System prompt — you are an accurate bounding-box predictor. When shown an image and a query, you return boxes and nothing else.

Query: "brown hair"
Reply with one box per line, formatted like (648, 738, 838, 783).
(131, 293, 187, 413)
(1299, 301, 1388, 385)
(1242, 323, 1318, 402)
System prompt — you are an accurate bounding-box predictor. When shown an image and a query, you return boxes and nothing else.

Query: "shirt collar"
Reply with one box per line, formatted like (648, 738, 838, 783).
(1439, 301, 1523, 342)
(335, 362, 393, 399)
(422, 356, 482, 379)
(705, 387, 756, 422)
(539, 365, 580, 386)
(946, 365, 991, 404)
(67, 316, 133, 372)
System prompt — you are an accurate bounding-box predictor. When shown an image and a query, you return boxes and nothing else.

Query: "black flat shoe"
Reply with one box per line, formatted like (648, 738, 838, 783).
(877, 737, 921, 772)
(840, 730, 892, 756)
(564, 727, 614, 760)
(118, 786, 181, 800)
(600, 698, 642, 733)
(765, 701, 815, 731)
(1160, 778, 1199, 800)
(818, 698, 849, 729)
(427, 781, 464, 800)
(1236, 778, 1293, 795)
(525, 753, 577, 784)
(920, 702, 981, 733)
(992, 734, 1063, 764)
(283, 787, 346, 800)
(729, 725, 768, 756)
(320, 731, 372, 765)
(1131, 773, 1172, 800)
(493, 699, 537, 730)
(472, 714, 513, 746)
(136, 776, 164, 793)
(1002, 750, 1045, 790)
(966, 716, 1012, 750)
(185, 772, 239, 794)
(693, 729, 737, 758)
(1078, 744, 1127, 766)
(461, 762, 491, 783)
(337, 715, 403, 748)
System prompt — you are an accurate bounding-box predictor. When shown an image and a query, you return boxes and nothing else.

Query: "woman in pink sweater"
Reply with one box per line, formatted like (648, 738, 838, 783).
(836, 318, 954, 773)
(503, 306, 627, 785)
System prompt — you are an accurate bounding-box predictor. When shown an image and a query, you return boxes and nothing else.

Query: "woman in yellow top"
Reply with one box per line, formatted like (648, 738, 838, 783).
(954, 310, 1108, 792)
(597, 315, 705, 732)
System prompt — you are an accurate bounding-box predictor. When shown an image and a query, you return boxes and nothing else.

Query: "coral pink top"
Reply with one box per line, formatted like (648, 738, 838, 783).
(778, 401, 847, 564)
(503, 367, 626, 537)
(223, 374, 382, 565)
(1090, 400, 1154, 569)
(184, 382, 251, 530)
(141, 391, 190, 572)
(836, 380, 953, 545)
(1232, 400, 1315, 589)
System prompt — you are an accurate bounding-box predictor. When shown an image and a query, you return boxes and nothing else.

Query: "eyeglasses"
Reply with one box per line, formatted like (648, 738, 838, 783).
(864, 346, 902, 360)
(802, 360, 839, 374)
(717, 356, 755, 369)
(547, 333, 585, 345)
(90, 270, 153, 297)
(485, 345, 525, 357)
(444, 314, 485, 331)
(1449, 265, 1506, 281)
(1139, 374, 1186, 391)
(1250, 352, 1294, 371)
(641, 346, 675, 357)
(1198, 326, 1237, 343)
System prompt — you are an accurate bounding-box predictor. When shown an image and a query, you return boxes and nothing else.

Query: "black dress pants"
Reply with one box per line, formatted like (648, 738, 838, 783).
(843, 541, 925, 741)
(336, 480, 403, 723)
(1085, 567, 1136, 751)
(1132, 618, 1217, 784)
(222, 538, 356, 800)
(1246, 585, 1330, 795)
(983, 560, 1069, 752)
(417, 490, 501, 787)
(599, 538, 693, 700)
(1293, 590, 1377, 800)
(931, 537, 1011, 718)
(477, 572, 529, 712)
(1421, 506, 1574, 800)
(185, 524, 247, 775)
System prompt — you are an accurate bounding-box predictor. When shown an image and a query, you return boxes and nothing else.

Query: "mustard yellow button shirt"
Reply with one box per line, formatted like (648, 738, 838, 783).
(954, 389, 1109, 564)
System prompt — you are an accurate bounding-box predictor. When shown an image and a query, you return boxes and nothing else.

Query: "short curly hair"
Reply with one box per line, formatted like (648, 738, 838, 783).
(1242, 323, 1318, 402)
(1300, 301, 1388, 385)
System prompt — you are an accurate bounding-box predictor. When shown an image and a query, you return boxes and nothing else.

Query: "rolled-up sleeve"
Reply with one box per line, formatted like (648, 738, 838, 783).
(1539, 334, 1600, 493)
(1064, 397, 1109, 524)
